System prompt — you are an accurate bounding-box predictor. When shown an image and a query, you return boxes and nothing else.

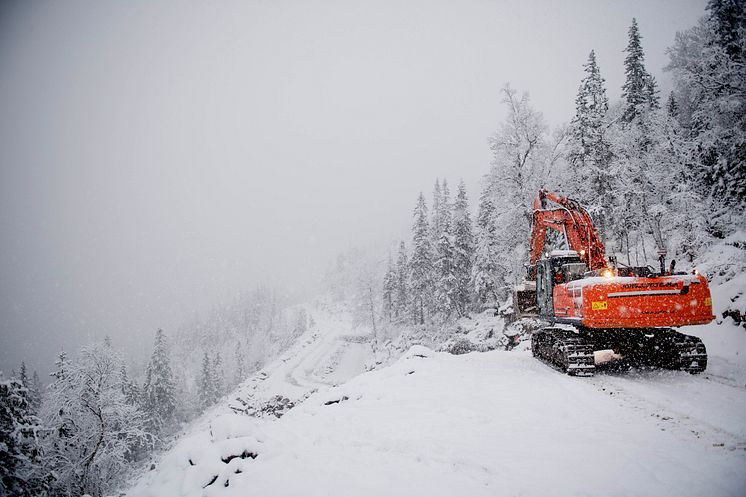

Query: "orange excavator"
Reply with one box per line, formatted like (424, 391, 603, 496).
(515, 190, 714, 376)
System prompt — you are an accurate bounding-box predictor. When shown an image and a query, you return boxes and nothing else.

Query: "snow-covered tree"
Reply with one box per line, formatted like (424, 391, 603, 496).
(393, 241, 409, 321)
(293, 308, 308, 336)
(487, 85, 549, 296)
(589, 19, 674, 263)
(49, 351, 68, 384)
(28, 371, 41, 415)
(142, 329, 176, 437)
(382, 252, 397, 320)
(121, 364, 141, 407)
(622, 18, 660, 122)
(666, 91, 679, 118)
(433, 180, 457, 318)
(569, 50, 609, 166)
(452, 180, 474, 316)
(637, 105, 713, 262)
(666, 0, 746, 208)
(212, 352, 224, 399)
(0, 376, 48, 496)
(197, 352, 213, 409)
(431, 179, 442, 243)
(605, 102, 660, 264)
(472, 186, 500, 306)
(17, 362, 28, 391)
(602, 86, 715, 266)
(354, 260, 382, 337)
(409, 193, 433, 324)
(234, 341, 247, 386)
(40, 342, 149, 497)
(567, 50, 614, 237)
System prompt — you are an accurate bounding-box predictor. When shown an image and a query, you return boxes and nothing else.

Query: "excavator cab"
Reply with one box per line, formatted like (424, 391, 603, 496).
(515, 251, 584, 319)
(536, 252, 583, 318)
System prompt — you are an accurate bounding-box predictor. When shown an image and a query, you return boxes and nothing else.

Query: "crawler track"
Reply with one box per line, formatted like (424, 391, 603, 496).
(667, 331, 708, 373)
(531, 327, 595, 376)
(531, 326, 708, 376)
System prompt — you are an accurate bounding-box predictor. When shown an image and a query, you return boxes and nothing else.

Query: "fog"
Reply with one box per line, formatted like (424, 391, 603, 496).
(0, 0, 705, 376)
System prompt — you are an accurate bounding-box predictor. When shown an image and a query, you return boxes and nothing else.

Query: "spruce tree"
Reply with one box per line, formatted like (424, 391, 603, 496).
(438, 180, 450, 231)
(431, 179, 442, 242)
(707, 0, 745, 58)
(48, 351, 70, 408)
(198, 352, 213, 409)
(393, 241, 409, 321)
(409, 193, 433, 325)
(121, 364, 141, 407)
(472, 188, 499, 306)
(433, 180, 457, 318)
(28, 371, 41, 415)
(197, 351, 223, 408)
(569, 50, 610, 170)
(568, 50, 613, 238)
(142, 329, 176, 436)
(18, 361, 28, 389)
(44, 351, 75, 456)
(211, 352, 224, 399)
(234, 341, 246, 386)
(382, 252, 397, 320)
(613, 20, 665, 259)
(49, 351, 68, 388)
(0, 377, 48, 496)
(666, 91, 679, 118)
(452, 180, 475, 316)
(643, 73, 660, 110)
(622, 18, 659, 121)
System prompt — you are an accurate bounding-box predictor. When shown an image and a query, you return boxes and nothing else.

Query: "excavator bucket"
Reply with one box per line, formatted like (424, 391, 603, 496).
(513, 281, 537, 318)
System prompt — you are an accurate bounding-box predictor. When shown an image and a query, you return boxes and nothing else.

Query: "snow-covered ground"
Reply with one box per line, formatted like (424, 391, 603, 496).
(125, 295, 746, 497)
(224, 303, 373, 416)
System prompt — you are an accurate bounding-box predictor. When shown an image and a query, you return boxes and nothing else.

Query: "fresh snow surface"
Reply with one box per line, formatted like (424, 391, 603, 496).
(228, 304, 373, 411)
(125, 300, 746, 497)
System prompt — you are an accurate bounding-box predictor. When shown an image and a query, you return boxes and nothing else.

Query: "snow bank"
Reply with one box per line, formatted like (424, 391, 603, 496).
(679, 233, 746, 387)
(696, 230, 746, 286)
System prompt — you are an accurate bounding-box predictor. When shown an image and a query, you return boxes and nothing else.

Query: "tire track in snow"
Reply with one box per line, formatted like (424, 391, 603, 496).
(589, 370, 746, 449)
(524, 350, 746, 449)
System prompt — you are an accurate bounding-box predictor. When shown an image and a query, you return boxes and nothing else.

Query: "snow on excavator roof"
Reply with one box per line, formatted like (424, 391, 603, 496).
(548, 249, 579, 258)
(566, 273, 703, 290)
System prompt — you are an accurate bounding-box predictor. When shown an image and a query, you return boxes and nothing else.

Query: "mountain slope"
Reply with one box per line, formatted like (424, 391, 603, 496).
(125, 301, 746, 497)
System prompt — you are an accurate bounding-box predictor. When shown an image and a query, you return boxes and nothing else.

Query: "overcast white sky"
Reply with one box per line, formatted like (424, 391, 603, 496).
(0, 0, 707, 375)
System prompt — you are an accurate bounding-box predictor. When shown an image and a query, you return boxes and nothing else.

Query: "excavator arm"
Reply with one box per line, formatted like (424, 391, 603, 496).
(529, 189, 607, 270)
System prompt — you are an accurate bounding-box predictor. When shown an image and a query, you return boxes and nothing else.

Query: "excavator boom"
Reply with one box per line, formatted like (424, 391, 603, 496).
(529, 189, 606, 270)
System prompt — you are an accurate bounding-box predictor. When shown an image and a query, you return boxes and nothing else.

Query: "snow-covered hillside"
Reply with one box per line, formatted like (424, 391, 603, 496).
(125, 290, 746, 497)
(227, 304, 373, 415)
